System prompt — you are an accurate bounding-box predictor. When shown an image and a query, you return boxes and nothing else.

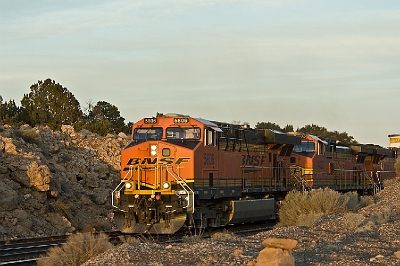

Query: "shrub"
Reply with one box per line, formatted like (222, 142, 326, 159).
(278, 188, 343, 227)
(326, 244, 340, 253)
(395, 157, 400, 177)
(182, 235, 203, 243)
(37, 233, 113, 266)
(358, 196, 374, 209)
(297, 212, 323, 227)
(211, 229, 237, 241)
(119, 235, 141, 244)
(344, 213, 364, 230)
(339, 191, 359, 211)
(356, 220, 375, 233)
(373, 207, 391, 225)
(14, 128, 41, 144)
(339, 192, 373, 211)
(383, 178, 399, 188)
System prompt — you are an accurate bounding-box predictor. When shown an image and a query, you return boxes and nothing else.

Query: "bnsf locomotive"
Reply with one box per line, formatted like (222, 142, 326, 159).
(112, 113, 397, 234)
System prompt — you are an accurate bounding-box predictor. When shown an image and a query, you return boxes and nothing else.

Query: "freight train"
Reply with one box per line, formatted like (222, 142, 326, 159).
(112, 113, 397, 234)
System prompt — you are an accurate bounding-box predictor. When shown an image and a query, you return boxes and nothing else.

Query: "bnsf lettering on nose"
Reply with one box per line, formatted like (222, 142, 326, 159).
(125, 157, 190, 166)
(204, 153, 214, 165)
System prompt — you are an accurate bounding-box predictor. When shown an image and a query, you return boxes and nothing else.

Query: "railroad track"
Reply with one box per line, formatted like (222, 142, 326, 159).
(0, 232, 124, 265)
(0, 235, 68, 265)
(0, 222, 275, 265)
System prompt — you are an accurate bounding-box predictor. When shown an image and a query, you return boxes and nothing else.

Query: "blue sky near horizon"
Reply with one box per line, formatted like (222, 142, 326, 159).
(1, 0, 399, 147)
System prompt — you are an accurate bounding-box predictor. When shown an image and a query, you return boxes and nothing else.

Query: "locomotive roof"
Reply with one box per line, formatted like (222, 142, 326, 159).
(193, 117, 223, 132)
(306, 134, 329, 145)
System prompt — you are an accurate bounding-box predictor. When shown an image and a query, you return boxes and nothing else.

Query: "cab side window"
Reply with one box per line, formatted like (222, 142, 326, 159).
(205, 128, 216, 146)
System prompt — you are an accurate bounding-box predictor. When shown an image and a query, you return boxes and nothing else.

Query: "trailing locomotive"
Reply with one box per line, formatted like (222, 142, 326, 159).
(289, 133, 397, 194)
(112, 113, 397, 234)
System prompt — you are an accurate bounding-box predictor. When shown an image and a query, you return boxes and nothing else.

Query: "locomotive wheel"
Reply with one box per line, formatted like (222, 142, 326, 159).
(142, 212, 187, 234)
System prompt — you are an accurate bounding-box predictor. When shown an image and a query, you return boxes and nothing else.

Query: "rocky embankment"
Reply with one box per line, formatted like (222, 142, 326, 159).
(86, 181, 400, 265)
(0, 125, 129, 240)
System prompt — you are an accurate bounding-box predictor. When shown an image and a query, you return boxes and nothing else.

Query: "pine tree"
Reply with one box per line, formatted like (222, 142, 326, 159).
(20, 79, 83, 130)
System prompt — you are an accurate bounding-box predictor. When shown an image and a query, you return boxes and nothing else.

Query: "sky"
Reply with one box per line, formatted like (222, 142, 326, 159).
(0, 0, 399, 147)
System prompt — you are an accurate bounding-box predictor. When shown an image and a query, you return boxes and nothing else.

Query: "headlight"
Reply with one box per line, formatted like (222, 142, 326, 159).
(163, 182, 170, 189)
(125, 182, 132, 189)
(150, 145, 158, 156)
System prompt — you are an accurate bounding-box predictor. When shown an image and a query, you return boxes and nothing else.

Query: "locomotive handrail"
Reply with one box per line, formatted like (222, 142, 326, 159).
(112, 165, 134, 210)
(240, 165, 312, 191)
(165, 165, 194, 213)
(365, 172, 381, 195)
(289, 166, 312, 191)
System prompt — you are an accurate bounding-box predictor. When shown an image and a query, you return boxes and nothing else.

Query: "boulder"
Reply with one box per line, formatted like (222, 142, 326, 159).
(255, 238, 298, 266)
(45, 212, 75, 233)
(262, 238, 298, 251)
(233, 249, 244, 257)
(27, 162, 52, 191)
(394, 251, 400, 259)
(61, 125, 75, 135)
(2, 137, 17, 154)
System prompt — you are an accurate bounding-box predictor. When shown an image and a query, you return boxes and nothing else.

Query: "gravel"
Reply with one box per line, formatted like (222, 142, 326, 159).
(84, 181, 400, 266)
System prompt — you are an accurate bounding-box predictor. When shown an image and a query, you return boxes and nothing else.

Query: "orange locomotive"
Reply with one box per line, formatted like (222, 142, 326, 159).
(112, 113, 397, 234)
(112, 113, 301, 234)
(289, 133, 397, 193)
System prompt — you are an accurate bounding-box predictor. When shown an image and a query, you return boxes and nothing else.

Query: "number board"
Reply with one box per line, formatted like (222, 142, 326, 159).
(390, 138, 400, 143)
(173, 117, 189, 124)
(144, 118, 157, 124)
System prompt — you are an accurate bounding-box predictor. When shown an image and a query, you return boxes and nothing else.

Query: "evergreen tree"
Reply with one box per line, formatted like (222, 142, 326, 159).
(76, 100, 128, 135)
(255, 122, 283, 131)
(90, 101, 126, 133)
(297, 124, 357, 145)
(20, 79, 83, 130)
(0, 98, 22, 126)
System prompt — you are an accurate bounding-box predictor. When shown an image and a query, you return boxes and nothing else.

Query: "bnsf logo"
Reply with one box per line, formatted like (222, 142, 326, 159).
(123, 157, 190, 171)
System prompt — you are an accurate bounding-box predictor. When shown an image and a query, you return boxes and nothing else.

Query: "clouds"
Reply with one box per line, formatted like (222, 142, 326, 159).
(1, 0, 399, 146)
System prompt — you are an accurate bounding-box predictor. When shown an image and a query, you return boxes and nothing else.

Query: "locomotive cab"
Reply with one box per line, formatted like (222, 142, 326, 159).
(112, 113, 222, 234)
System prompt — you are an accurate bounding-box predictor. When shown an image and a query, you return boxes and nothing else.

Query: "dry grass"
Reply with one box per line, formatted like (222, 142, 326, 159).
(278, 188, 343, 227)
(182, 235, 203, 243)
(278, 188, 376, 227)
(297, 212, 323, 227)
(383, 178, 399, 188)
(118, 235, 141, 244)
(344, 213, 365, 230)
(37, 233, 113, 266)
(355, 220, 375, 233)
(395, 158, 400, 177)
(211, 229, 237, 241)
(339, 191, 373, 211)
(373, 207, 391, 225)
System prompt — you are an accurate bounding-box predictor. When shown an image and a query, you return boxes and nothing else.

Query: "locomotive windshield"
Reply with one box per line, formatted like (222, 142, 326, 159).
(166, 127, 200, 140)
(294, 141, 316, 153)
(134, 128, 163, 140)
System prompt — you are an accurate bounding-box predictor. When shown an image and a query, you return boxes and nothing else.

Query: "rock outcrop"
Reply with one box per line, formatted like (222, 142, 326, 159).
(0, 124, 129, 240)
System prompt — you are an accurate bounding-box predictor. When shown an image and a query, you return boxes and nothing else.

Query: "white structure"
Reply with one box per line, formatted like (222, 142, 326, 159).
(388, 134, 400, 148)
